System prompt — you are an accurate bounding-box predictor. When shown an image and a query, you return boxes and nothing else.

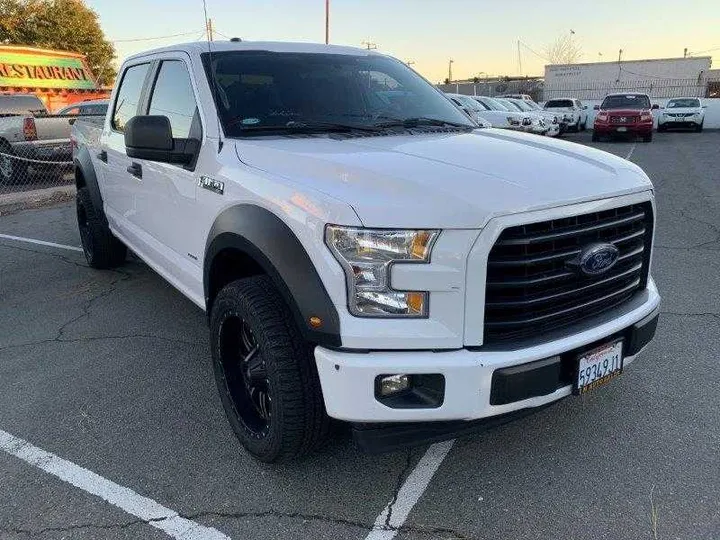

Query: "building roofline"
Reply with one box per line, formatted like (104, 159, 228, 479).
(545, 56, 712, 69)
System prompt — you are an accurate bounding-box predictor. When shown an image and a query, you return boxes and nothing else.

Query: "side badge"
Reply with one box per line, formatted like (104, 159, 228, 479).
(198, 176, 224, 195)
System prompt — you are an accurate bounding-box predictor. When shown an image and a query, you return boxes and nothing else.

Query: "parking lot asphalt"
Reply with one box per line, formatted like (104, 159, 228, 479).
(1, 131, 718, 540)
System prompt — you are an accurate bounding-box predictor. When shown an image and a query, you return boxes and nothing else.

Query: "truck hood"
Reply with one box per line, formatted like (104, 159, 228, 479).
(235, 129, 653, 228)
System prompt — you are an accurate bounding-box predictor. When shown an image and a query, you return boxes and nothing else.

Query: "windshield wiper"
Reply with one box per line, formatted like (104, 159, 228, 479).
(373, 116, 473, 129)
(233, 120, 382, 134)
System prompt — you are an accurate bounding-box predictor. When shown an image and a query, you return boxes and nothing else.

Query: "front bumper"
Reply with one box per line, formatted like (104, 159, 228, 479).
(594, 123, 652, 136)
(659, 118, 702, 128)
(315, 279, 660, 424)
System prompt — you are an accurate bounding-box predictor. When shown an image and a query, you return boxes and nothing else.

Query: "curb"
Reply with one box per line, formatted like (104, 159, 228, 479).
(0, 185, 75, 216)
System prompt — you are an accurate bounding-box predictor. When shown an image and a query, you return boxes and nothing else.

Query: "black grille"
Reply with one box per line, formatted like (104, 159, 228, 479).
(484, 203, 652, 344)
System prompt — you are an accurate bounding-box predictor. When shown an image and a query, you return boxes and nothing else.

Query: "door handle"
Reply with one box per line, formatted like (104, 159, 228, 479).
(127, 162, 142, 179)
(97, 150, 107, 162)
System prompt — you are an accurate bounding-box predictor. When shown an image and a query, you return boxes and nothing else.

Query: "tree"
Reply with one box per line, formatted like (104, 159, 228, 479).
(545, 34, 582, 65)
(0, 0, 116, 85)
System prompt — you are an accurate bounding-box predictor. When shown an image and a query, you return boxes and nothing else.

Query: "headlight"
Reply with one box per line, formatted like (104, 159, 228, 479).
(563, 113, 573, 121)
(325, 226, 440, 317)
(522, 117, 532, 126)
(507, 116, 521, 126)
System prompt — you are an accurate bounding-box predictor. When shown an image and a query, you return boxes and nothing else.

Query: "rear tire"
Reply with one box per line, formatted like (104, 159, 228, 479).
(76, 187, 127, 268)
(0, 143, 29, 186)
(210, 275, 329, 463)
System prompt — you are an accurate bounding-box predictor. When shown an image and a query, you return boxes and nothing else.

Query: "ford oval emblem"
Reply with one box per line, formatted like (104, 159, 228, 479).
(578, 243, 619, 276)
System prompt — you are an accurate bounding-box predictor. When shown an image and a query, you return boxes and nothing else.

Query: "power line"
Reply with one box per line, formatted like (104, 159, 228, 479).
(110, 30, 202, 43)
(687, 45, 720, 55)
(518, 40, 550, 62)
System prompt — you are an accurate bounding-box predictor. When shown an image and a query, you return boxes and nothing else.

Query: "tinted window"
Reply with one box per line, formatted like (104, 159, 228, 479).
(0, 95, 47, 115)
(80, 103, 108, 115)
(545, 99, 574, 108)
(148, 60, 199, 139)
(601, 94, 651, 110)
(203, 51, 474, 136)
(112, 63, 150, 131)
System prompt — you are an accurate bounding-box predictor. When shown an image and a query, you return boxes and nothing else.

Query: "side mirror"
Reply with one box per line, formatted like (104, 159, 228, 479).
(593, 105, 600, 110)
(651, 104, 659, 110)
(124, 115, 198, 165)
(702, 105, 707, 108)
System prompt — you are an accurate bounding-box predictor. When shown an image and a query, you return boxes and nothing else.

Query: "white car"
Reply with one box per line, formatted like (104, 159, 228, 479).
(543, 98, 589, 132)
(470, 95, 535, 132)
(494, 97, 549, 135)
(71, 40, 660, 462)
(445, 94, 492, 127)
(504, 97, 562, 137)
(658, 97, 705, 132)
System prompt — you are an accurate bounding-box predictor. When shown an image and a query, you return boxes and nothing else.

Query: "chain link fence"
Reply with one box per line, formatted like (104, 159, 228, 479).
(0, 145, 74, 195)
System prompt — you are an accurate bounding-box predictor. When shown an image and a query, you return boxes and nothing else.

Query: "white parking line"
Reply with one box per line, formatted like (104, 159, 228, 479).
(365, 440, 455, 540)
(625, 142, 637, 161)
(0, 428, 231, 540)
(0, 233, 83, 252)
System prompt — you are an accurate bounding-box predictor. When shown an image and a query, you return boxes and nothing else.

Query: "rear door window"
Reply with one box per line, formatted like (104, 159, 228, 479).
(112, 63, 151, 132)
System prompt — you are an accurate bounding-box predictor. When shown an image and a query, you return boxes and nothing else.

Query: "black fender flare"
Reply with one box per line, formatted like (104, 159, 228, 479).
(205, 204, 341, 347)
(73, 146, 106, 221)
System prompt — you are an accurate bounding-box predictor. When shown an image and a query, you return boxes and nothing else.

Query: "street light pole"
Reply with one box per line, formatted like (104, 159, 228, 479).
(325, 0, 329, 44)
(448, 59, 454, 83)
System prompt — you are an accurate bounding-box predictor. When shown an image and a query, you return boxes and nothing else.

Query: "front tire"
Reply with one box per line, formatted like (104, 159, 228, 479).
(76, 187, 127, 268)
(210, 276, 329, 462)
(696, 122, 703, 132)
(591, 131, 600, 142)
(642, 132, 653, 143)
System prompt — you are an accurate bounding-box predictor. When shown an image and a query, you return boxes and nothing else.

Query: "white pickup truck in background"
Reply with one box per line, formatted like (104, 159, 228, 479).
(0, 94, 77, 184)
(72, 41, 661, 462)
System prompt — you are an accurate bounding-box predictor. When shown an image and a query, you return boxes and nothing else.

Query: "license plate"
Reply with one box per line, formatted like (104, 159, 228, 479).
(616, 127, 628, 132)
(574, 340, 623, 395)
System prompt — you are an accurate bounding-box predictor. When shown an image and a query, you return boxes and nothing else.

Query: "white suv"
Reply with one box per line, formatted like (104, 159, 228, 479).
(72, 41, 660, 462)
(658, 97, 705, 132)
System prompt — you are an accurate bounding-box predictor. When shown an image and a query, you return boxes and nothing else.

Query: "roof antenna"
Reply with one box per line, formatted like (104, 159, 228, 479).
(203, 0, 224, 153)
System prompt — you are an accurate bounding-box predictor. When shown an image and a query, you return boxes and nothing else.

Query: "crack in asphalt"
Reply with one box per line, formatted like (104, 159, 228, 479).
(0, 510, 477, 539)
(0, 516, 159, 537)
(381, 448, 414, 530)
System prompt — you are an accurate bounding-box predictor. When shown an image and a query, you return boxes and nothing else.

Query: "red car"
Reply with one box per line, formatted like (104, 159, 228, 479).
(592, 93, 658, 142)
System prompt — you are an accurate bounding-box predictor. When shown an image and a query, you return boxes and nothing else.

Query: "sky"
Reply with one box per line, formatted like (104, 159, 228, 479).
(87, 0, 720, 82)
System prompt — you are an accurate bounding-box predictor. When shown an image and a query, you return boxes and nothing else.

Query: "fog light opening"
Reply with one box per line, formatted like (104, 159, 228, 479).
(378, 374, 411, 397)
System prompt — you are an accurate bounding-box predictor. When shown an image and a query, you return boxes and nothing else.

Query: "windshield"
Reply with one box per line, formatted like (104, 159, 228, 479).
(601, 94, 651, 110)
(545, 99, 574, 108)
(522, 101, 541, 110)
(455, 95, 483, 111)
(508, 98, 533, 112)
(202, 51, 475, 136)
(496, 98, 523, 112)
(667, 98, 700, 108)
(478, 96, 508, 111)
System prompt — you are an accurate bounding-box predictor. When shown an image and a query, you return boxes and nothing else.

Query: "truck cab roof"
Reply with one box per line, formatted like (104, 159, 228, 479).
(124, 40, 379, 63)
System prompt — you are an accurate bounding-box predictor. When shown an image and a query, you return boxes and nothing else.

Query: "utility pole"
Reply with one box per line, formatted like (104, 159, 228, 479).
(684, 47, 688, 58)
(362, 41, 377, 50)
(206, 18, 214, 41)
(448, 58, 454, 83)
(325, 0, 329, 44)
(617, 49, 623, 82)
(517, 40, 522, 76)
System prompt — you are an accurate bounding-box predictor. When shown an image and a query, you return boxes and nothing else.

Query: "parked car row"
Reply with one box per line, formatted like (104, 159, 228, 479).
(446, 93, 562, 136)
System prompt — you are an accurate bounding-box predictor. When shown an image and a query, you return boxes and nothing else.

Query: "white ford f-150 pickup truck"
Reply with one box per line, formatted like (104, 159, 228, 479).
(72, 41, 660, 462)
